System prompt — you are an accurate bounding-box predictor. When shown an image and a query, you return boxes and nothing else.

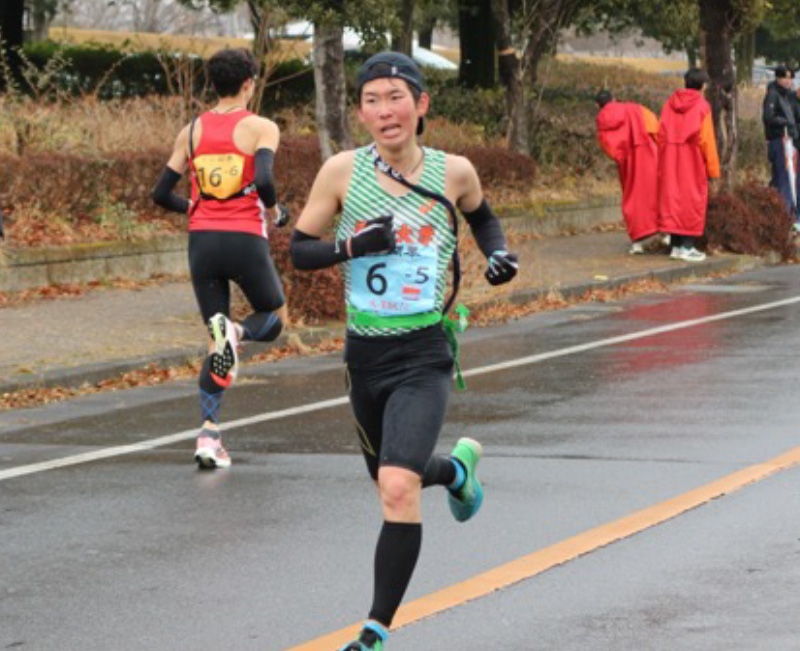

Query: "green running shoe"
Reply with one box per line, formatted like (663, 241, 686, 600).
(448, 437, 484, 522)
(338, 621, 387, 650)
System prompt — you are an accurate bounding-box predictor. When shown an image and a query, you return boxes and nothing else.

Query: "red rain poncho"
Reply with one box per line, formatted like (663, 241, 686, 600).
(657, 89, 721, 236)
(596, 101, 659, 242)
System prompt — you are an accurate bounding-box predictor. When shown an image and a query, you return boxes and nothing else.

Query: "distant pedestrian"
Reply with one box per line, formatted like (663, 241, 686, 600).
(658, 68, 720, 262)
(764, 65, 800, 227)
(595, 90, 660, 254)
(152, 47, 288, 469)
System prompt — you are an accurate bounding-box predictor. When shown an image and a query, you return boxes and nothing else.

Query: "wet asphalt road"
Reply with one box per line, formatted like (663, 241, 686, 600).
(2, 265, 800, 651)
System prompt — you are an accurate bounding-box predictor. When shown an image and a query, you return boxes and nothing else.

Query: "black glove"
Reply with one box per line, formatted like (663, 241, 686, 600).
(274, 202, 290, 228)
(485, 250, 518, 285)
(350, 215, 395, 258)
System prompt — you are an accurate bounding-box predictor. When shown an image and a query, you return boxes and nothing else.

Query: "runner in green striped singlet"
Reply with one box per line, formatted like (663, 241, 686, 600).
(290, 52, 518, 650)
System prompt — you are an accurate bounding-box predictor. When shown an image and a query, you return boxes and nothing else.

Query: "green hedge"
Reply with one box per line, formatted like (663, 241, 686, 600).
(22, 40, 178, 98)
(19, 40, 315, 108)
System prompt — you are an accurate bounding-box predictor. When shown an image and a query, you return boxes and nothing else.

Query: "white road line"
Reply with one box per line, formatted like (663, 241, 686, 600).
(3, 294, 800, 483)
(0, 397, 349, 481)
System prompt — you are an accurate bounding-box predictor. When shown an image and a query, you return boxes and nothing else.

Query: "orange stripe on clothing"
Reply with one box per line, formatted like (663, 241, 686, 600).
(699, 112, 721, 178)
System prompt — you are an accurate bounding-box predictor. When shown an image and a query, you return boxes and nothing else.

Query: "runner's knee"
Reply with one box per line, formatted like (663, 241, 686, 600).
(378, 467, 422, 514)
(241, 311, 283, 342)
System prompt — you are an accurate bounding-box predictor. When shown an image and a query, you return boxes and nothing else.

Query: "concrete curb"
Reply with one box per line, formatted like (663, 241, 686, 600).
(0, 235, 189, 292)
(0, 199, 622, 293)
(0, 252, 763, 396)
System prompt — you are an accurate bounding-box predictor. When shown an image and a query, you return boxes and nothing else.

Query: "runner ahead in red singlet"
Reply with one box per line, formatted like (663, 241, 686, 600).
(153, 47, 288, 470)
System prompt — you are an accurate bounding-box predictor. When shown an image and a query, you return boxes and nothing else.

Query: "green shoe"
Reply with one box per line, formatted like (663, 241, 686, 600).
(448, 437, 484, 522)
(338, 621, 387, 650)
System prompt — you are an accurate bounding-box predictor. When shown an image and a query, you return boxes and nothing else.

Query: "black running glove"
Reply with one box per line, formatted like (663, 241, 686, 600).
(485, 250, 518, 285)
(274, 202, 290, 228)
(350, 215, 395, 258)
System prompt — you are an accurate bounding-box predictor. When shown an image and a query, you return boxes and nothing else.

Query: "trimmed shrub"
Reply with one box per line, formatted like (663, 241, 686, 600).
(22, 40, 176, 98)
(19, 40, 314, 108)
(0, 150, 183, 223)
(704, 180, 795, 261)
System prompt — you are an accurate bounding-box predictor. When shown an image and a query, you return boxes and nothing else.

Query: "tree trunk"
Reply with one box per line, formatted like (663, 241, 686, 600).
(493, 0, 581, 153)
(458, 0, 495, 88)
(491, 0, 524, 151)
(418, 16, 435, 50)
(0, 0, 24, 90)
(734, 29, 755, 86)
(313, 20, 352, 161)
(391, 0, 415, 56)
(31, 5, 50, 42)
(699, 0, 738, 186)
(686, 43, 698, 69)
(247, 0, 272, 53)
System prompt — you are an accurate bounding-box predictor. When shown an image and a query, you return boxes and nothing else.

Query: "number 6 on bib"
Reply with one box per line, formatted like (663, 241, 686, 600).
(350, 244, 438, 316)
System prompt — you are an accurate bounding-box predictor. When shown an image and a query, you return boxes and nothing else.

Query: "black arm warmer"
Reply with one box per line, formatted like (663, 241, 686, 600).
(290, 229, 350, 270)
(152, 167, 189, 214)
(254, 148, 277, 209)
(463, 199, 507, 258)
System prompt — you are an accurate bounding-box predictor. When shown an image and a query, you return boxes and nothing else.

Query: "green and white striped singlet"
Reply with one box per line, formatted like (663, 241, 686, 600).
(338, 145, 456, 337)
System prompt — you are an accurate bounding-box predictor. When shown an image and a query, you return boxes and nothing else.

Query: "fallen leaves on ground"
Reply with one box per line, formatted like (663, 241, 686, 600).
(0, 274, 187, 309)
(0, 337, 344, 411)
(467, 278, 672, 326)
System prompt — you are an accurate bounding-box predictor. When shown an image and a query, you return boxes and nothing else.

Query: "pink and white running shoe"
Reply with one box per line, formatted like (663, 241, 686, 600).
(194, 432, 232, 469)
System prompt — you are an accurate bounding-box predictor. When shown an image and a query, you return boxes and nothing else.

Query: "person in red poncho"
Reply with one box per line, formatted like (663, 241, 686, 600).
(595, 90, 660, 254)
(658, 68, 721, 262)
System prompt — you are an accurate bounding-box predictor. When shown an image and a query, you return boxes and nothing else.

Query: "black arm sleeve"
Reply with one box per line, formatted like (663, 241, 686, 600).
(0, 197, 4, 239)
(254, 148, 277, 209)
(463, 199, 507, 258)
(290, 229, 350, 270)
(152, 167, 189, 214)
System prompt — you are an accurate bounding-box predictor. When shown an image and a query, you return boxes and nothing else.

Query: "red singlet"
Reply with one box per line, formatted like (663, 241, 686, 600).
(189, 110, 266, 238)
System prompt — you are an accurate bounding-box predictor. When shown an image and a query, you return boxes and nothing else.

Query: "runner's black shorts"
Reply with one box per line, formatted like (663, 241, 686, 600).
(188, 230, 285, 323)
(345, 324, 454, 479)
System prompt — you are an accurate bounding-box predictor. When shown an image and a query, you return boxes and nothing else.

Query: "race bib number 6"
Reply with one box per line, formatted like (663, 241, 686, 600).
(350, 244, 438, 316)
(194, 153, 245, 199)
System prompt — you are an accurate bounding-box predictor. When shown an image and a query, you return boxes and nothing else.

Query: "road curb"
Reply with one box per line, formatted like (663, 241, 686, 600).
(0, 253, 764, 395)
(495, 252, 763, 307)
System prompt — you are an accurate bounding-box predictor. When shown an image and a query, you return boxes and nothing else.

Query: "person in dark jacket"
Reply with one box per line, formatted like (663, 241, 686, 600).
(790, 82, 800, 225)
(763, 65, 798, 219)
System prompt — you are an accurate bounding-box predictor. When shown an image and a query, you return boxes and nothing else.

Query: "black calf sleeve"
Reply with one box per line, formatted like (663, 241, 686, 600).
(198, 357, 225, 423)
(199, 356, 225, 394)
(368, 522, 422, 627)
(421, 454, 457, 488)
(241, 311, 283, 342)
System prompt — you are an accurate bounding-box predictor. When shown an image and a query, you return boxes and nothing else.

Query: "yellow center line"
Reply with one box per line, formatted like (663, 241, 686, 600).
(287, 445, 800, 650)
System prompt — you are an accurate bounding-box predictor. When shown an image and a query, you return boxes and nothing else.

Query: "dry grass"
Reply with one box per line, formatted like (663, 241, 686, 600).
(47, 26, 310, 61)
(0, 94, 185, 155)
(556, 54, 686, 74)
